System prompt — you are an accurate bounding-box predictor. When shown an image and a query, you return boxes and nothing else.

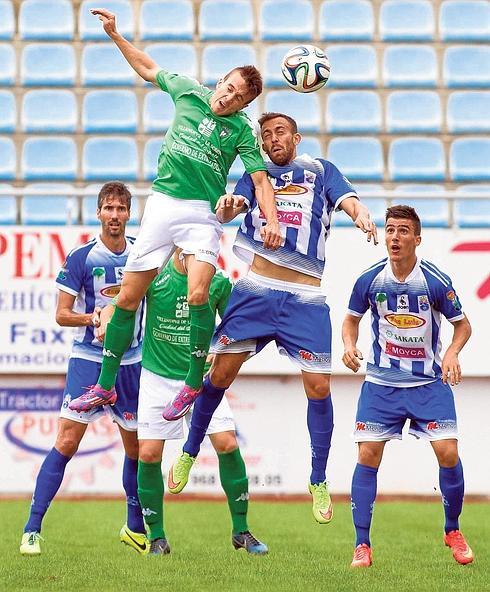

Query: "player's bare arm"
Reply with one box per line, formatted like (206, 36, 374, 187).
(251, 170, 282, 250)
(215, 194, 246, 224)
(441, 315, 472, 386)
(95, 304, 116, 342)
(340, 197, 378, 245)
(91, 8, 160, 83)
(56, 291, 101, 328)
(342, 313, 364, 372)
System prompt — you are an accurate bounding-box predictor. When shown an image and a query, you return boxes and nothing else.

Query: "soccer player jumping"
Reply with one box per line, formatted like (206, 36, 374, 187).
(343, 205, 473, 568)
(69, 8, 281, 414)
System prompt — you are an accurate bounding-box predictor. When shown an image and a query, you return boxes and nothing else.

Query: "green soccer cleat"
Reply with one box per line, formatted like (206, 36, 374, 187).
(20, 532, 43, 556)
(167, 452, 196, 494)
(308, 481, 333, 524)
(149, 538, 171, 555)
(119, 524, 150, 555)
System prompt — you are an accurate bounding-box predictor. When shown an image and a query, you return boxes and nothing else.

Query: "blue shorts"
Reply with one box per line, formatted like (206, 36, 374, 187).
(354, 379, 458, 442)
(59, 357, 141, 431)
(210, 273, 332, 373)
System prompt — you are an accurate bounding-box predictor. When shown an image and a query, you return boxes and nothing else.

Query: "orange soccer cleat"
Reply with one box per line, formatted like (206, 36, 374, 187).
(444, 530, 474, 565)
(351, 543, 372, 568)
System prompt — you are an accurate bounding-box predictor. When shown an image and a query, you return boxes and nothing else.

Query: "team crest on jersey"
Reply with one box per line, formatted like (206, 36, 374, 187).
(92, 266, 105, 280)
(396, 294, 409, 311)
(446, 290, 462, 311)
(418, 295, 430, 311)
(304, 171, 316, 184)
(375, 292, 387, 303)
(219, 126, 231, 138)
(175, 295, 189, 318)
(198, 117, 216, 137)
(280, 171, 293, 184)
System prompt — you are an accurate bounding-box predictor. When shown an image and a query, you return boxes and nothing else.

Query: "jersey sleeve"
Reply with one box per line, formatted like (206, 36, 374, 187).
(155, 70, 202, 101)
(321, 160, 358, 210)
(347, 275, 370, 317)
(233, 172, 255, 208)
(432, 278, 465, 322)
(56, 248, 85, 296)
(236, 119, 267, 175)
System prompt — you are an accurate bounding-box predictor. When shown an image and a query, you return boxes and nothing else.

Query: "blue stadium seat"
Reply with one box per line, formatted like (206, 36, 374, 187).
(447, 92, 490, 133)
(22, 184, 78, 225)
(259, 0, 313, 41)
(228, 157, 245, 181)
(389, 138, 445, 181)
(144, 138, 164, 181)
(444, 46, 490, 88)
(0, 138, 15, 180)
(263, 44, 292, 87)
(334, 192, 386, 226)
(199, 0, 253, 41)
(326, 91, 381, 133)
(440, 1, 490, 42)
(0, 44, 15, 85)
(83, 137, 138, 181)
(143, 91, 175, 133)
(383, 45, 437, 87)
(201, 44, 256, 86)
(140, 0, 194, 41)
(386, 91, 442, 133)
(146, 44, 198, 80)
(327, 138, 384, 181)
(22, 138, 77, 181)
(298, 137, 323, 158)
(454, 185, 490, 228)
(22, 90, 77, 133)
(327, 45, 377, 88)
(83, 90, 137, 133)
(264, 90, 321, 133)
(319, 0, 374, 41)
(0, 189, 17, 224)
(379, 0, 435, 41)
(0, 1, 14, 40)
(21, 43, 76, 86)
(393, 193, 449, 228)
(450, 138, 490, 181)
(79, 0, 134, 40)
(81, 44, 135, 86)
(19, 0, 74, 40)
(0, 91, 15, 133)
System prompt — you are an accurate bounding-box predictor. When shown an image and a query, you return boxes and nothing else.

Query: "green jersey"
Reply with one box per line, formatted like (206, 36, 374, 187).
(151, 70, 266, 210)
(142, 259, 232, 380)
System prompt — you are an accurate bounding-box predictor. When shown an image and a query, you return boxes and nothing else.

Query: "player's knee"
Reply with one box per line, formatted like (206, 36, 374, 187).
(358, 445, 382, 468)
(435, 448, 459, 468)
(139, 448, 162, 464)
(55, 434, 79, 457)
(213, 435, 238, 454)
(209, 365, 234, 388)
(306, 384, 331, 399)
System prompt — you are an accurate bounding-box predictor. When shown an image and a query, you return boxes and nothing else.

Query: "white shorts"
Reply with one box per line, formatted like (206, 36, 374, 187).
(137, 367, 235, 440)
(125, 191, 223, 272)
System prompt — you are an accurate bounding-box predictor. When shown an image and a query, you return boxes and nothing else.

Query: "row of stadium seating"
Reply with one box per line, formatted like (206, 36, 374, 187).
(1, 0, 489, 42)
(2, 42, 490, 88)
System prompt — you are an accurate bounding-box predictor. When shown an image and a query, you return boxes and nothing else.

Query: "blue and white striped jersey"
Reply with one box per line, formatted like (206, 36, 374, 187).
(56, 235, 143, 364)
(348, 258, 465, 387)
(233, 154, 357, 279)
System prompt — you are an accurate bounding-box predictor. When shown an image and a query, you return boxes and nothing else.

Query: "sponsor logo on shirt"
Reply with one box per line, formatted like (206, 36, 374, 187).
(385, 313, 426, 329)
(396, 294, 409, 311)
(100, 285, 121, 298)
(385, 329, 424, 343)
(385, 341, 425, 359)
(273, 184, 307, 196)
(175, 295, 189, 319)
(418, 294, 430, 311)
(198, 117, 216, 137)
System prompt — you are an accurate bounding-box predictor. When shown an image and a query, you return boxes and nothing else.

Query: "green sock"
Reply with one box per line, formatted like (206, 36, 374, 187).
(98, 306, 136, 390)
(185, 302, 215, 389)
(137, 460, 165, 541)
(218, 448, 249, 534)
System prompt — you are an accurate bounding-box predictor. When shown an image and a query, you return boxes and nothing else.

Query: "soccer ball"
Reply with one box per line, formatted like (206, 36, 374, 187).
(281, 45, 330, 93)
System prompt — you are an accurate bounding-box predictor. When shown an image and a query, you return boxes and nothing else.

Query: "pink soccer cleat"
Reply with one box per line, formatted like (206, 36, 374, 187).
(161, 385, 202, 421)
(444, 530, 474, 565)
(68, 384, 117, 412)
(351, 543, 372, 568)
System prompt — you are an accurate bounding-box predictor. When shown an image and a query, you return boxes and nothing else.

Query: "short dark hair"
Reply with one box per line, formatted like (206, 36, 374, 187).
(97, 181, 132, 210)
(224, 65, 263, 101)
(258, 112, 298, 134)
(386, 204, 421, 235)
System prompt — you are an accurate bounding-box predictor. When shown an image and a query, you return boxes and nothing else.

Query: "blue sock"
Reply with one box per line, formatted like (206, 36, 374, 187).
(351, 463, 378, 547)
(123, 455, 145, 534)
(439, 458, 464, 534)
(24, 447, 70, 533)
(307, 396, 333, 484)
(184, 375, 225, 458)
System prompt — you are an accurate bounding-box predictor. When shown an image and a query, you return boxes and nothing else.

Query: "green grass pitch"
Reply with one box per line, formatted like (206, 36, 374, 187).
(1, 499, 488, 592)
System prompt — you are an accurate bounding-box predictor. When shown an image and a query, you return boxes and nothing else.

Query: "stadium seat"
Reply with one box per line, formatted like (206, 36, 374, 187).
(0, 44, 15, 85)
(79, 0, 134, 40)
(259, 0, 313, 41)
(327, 138, 384, 181)
(81, 44, 135, 86)
(199, 0, 254, 41)
(0, 189, 17, 224)
(19, 0, 74, 40)
(454, 185, 490, 228)
(319, 0, 374, 41)
(386, 91, 442, 133)
(82, 90, 137, 133)
(326, 91, 381, 134)
(392, 195, 449, 228)
(439, 1, 490, 42)
(22, 137, 77, 181)
(327, 45, 378, 88)
(0, 91, 15, 133)
(83, 137, 138, 181)
(263, 44, 292, 87)
(228, 157, 245, 181)
(21, 43, 76, 86)
(383, 45, 437, 87)
(443, 46, 490, 88)
(22, 184, 78, 225)
(264, 90, 321, 133)
(447, 92, 490, 133)
(140, 0, 194, 41)
(450, 138, 490, 181)
(144, 138, 164, 181)
(0, 138, 15, 180)
(334, 193, 387, 227)
(0, 1, 14, 40)
(379, 0, 435, 41)
(146, 44, 198, 80)
(389, 138, 445, 181)
(201, 44, 256, 86)
(143, 91, 175, 133)
(21, 89, 77, 133)
(298, 136, 323, 158)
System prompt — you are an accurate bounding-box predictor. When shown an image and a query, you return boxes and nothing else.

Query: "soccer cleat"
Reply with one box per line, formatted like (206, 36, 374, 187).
(20, 532, 43, 556)
(167, 452, 196, 494)
(68, 384, 117, 412)
(149, 538, 171, 555)
(161, 385, 202, 421)
(119, 524, 150, 556)
(444, 530, 474, 565)
(232, 531, 268, 555)
(308, 481, 333, 524)
(351, 543, 372, 568)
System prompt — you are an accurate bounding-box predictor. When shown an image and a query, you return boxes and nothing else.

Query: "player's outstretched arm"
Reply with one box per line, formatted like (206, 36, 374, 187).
(56, 291, 101, 328)
(251, 171, 282, 250)
(340, 197, 378, 246)
(441, 315, 472, 386)
(90, 8, 160, 83)
(342, 314, 364, 372)
(215, 194, 247, 223)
